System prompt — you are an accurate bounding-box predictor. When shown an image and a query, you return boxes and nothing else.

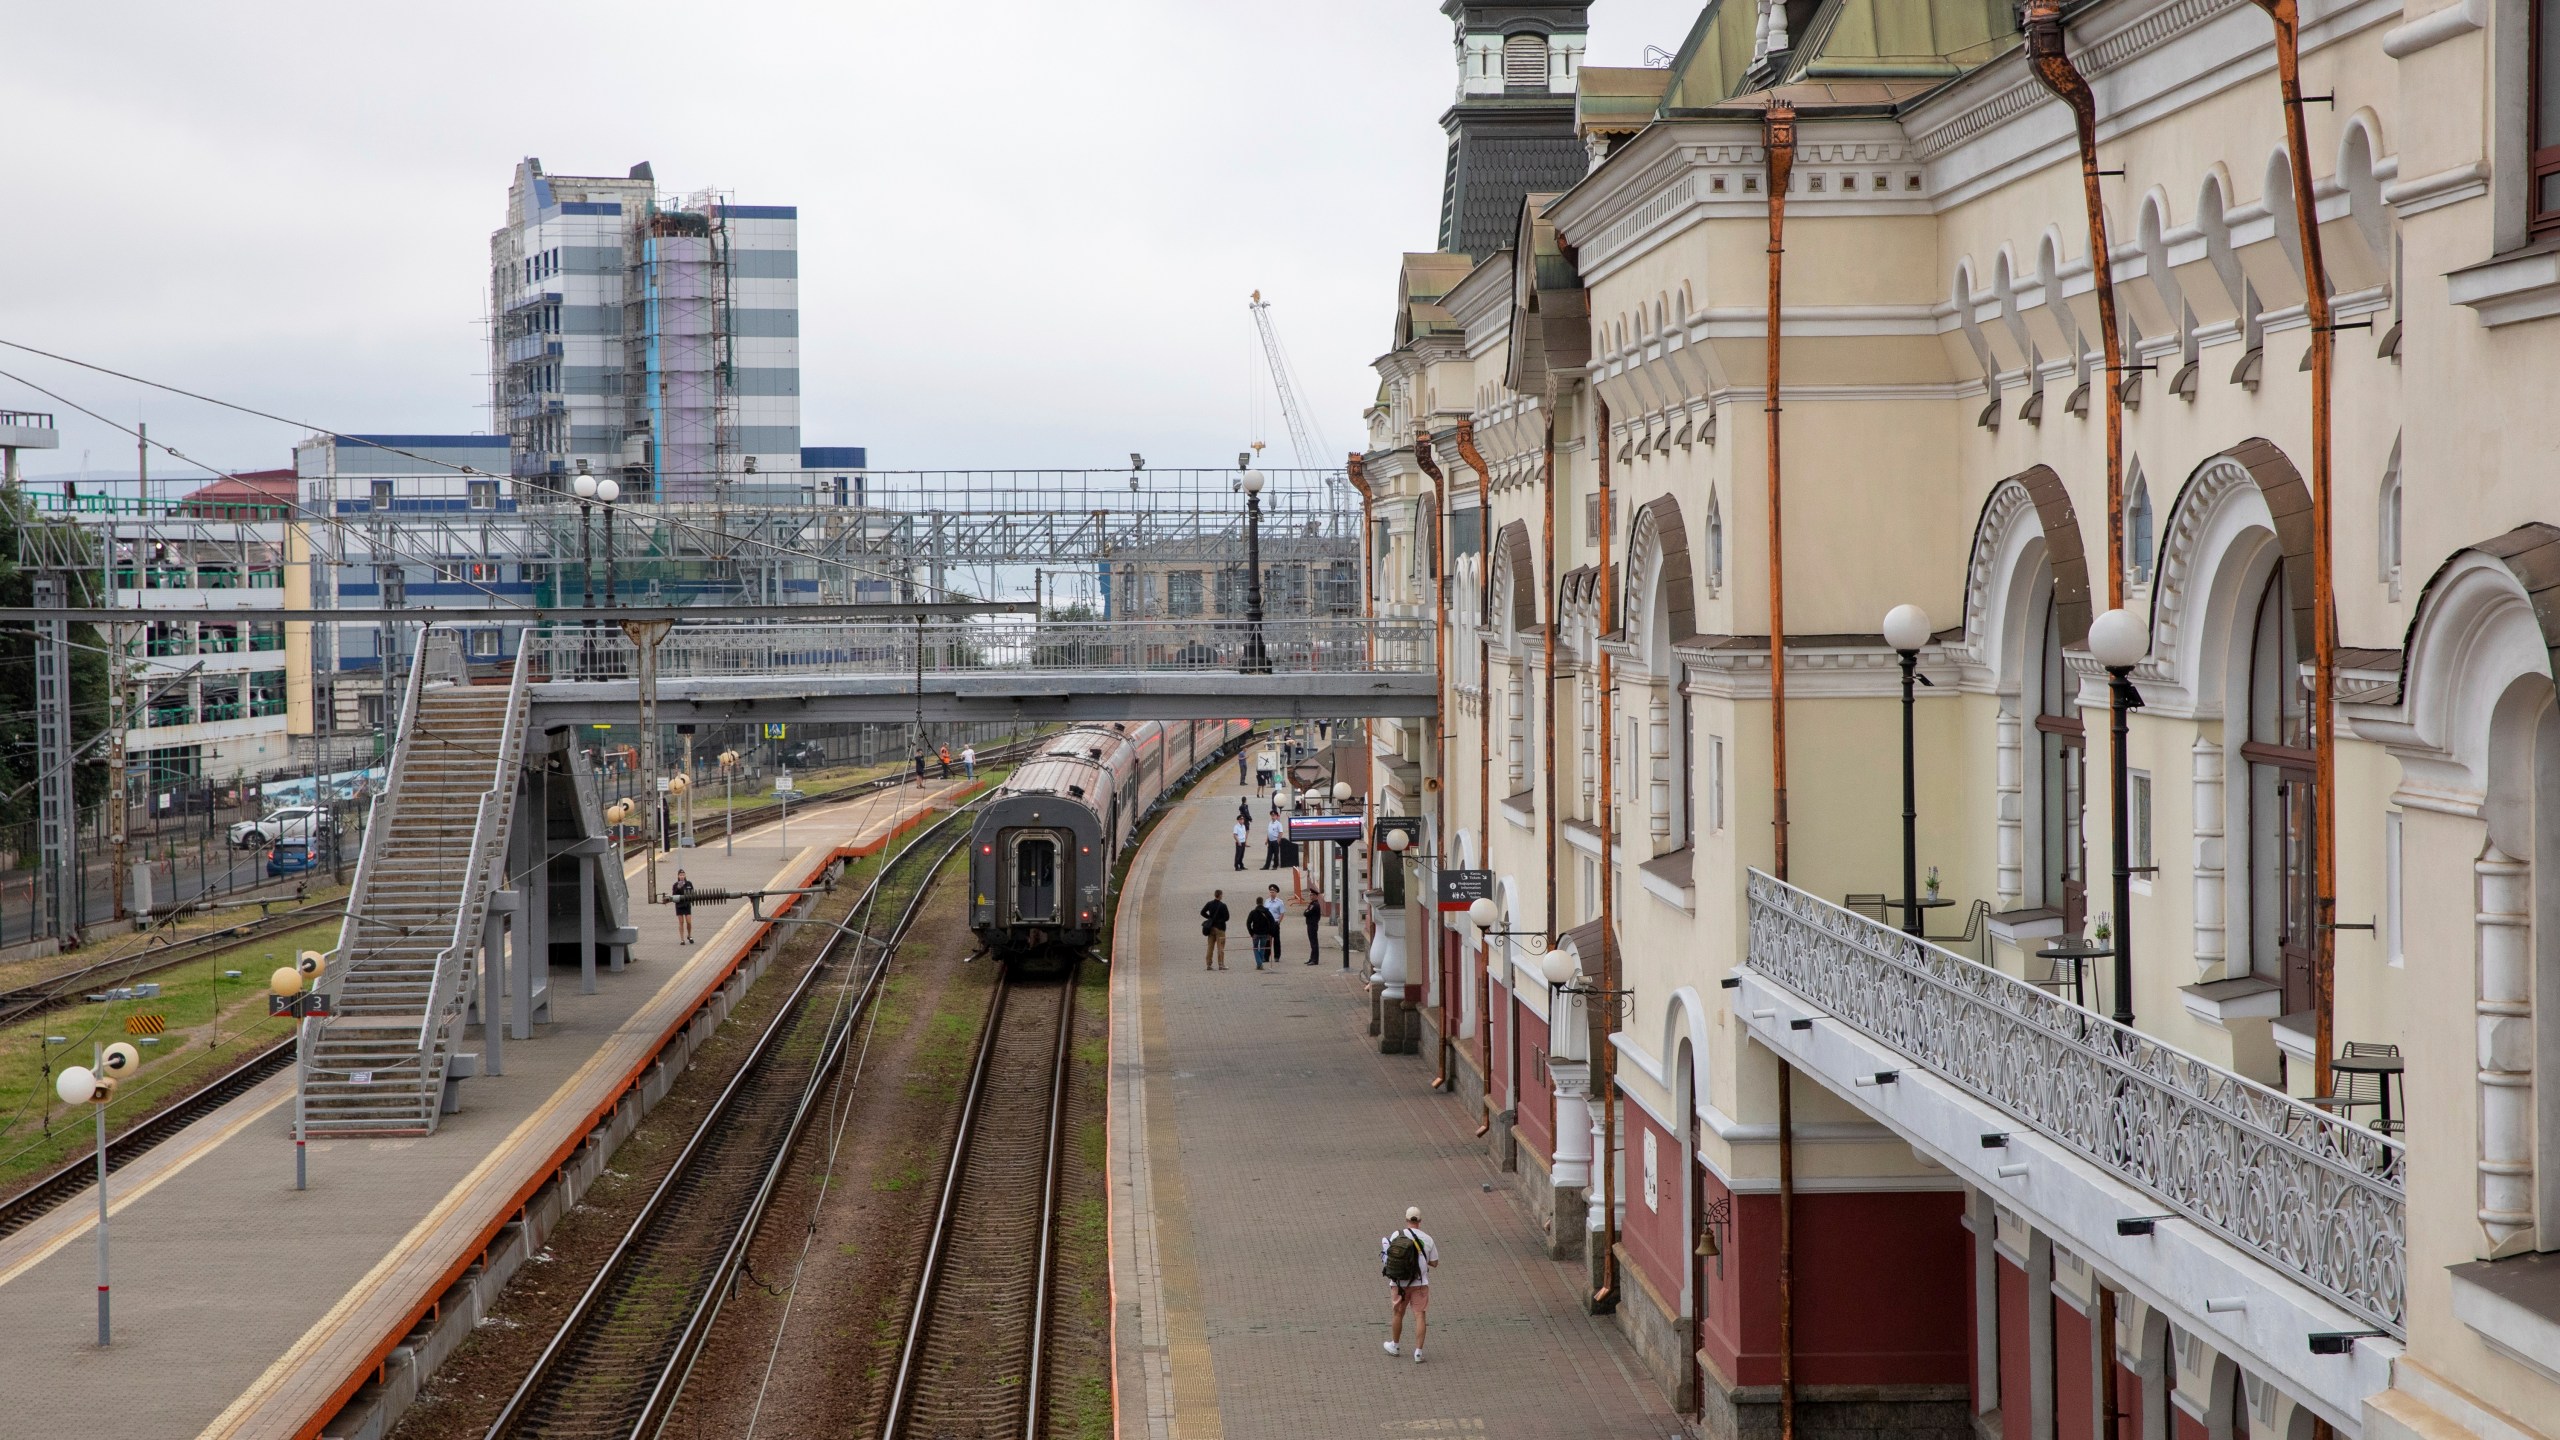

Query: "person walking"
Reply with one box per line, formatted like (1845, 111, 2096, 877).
(1380, 1206, 1440, 1362)
(1245, 895, 1278, 970)
(1264, 885, 1287, 962)
(961, 744, 976, 779)
(1302, 891, 1323, 964)
(1233, 816, 1250, 871)
(671, 869, 697, 945)
(1200, 890, 1230, 971)
(1263, 814, 1284, 870)
(910, 744, 928, 785)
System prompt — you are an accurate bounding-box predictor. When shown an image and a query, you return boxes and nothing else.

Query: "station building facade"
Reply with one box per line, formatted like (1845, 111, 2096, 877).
(1356, 2, 2560, 1439)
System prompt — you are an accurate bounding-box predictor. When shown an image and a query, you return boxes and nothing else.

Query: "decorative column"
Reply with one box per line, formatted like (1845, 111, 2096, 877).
(1507, 676, 1528, 791)
(1551, 1059, 1594, 1188)
(1996, 708, 2024, 907)
(2193, 735, 2227, 976)
(2477, 841, 2535, 1256)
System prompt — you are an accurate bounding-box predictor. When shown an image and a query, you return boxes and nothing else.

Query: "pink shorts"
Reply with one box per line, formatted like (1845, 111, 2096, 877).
(1389, 1283, 1430, 1313)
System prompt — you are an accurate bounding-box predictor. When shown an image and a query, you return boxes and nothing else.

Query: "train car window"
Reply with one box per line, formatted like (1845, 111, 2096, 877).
(1014, 837, 1059, 922)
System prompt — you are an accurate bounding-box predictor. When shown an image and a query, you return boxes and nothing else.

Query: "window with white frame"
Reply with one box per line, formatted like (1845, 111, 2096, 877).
(468, 480, 498, 510)
(1703, 490, 1725, 597)
(1707, 734, 1726, 833)
(469, 629, 501, 658)
(2129, 770, 2153, 882)
(2127, 474, 2156, 586)
(2384, 809, 2404, 966)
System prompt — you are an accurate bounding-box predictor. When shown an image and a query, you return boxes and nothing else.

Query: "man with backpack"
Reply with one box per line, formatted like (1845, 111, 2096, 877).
(1244, 893, 1279, 969)
(1380, 1205, 1439, 1362)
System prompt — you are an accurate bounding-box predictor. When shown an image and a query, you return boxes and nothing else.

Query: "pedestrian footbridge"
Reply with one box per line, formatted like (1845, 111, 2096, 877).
(519, 615, 1440, 725)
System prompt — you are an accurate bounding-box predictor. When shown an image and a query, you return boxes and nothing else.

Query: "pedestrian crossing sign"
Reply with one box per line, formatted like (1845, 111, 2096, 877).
(763, 724, 788, 739)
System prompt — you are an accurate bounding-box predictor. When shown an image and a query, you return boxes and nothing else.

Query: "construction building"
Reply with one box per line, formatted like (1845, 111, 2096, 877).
(490, 159, 803, 501)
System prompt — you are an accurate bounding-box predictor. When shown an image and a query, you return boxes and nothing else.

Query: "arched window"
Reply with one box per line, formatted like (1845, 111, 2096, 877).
(2031, 588, 2085, 917)
(2378, 443, 2403, 597)
(1503, 33, 1549, 89)
(1703, 489, 1725, 597)
(2244, 567, 2315, 1012)
(2127, 473, 2155, 586)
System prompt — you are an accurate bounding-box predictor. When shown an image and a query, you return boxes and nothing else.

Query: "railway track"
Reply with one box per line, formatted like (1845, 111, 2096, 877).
(0, 772, 982, 1251)
(881, 961, 1078, 1440)
(0, 898, 345, 1030)
(484, 801, 979, 1440)
(615, 736, 1045, 860)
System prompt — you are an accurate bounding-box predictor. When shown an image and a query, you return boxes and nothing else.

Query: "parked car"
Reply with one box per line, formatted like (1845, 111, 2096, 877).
(265, 840, 320, 877)
(231, 806, 333, 849)
(777, 740, 829, 770)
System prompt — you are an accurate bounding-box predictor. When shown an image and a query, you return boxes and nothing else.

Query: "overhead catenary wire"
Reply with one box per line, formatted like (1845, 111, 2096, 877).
(0, 341, 977, 603)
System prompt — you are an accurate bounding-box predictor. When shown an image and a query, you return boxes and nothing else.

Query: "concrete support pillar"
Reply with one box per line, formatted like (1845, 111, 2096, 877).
(578, 850, 597, 996)
(519, 853, 546, 1040)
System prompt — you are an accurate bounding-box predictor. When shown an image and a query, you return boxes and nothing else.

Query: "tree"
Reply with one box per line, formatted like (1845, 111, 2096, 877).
(0, 487, 110, 832)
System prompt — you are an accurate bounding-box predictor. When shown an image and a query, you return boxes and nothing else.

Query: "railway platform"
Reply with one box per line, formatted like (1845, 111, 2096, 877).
(1111, 784, 1678, 1439)
(0, 777, 976, 1440)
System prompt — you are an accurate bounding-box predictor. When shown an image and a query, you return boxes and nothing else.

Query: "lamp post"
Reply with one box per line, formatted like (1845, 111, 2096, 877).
(1882, 604, 1933, 936)
(573, 462, 599, 679)
(275, 949, 323, 1189)
(663, 773, 688, 856)
(56, 1040, 141, 1345)
(1239, 468, 1271, 674)
(719, 750, 739, 857)
(2088, 608, 2149, 1026)
(596, 476, 622, 675)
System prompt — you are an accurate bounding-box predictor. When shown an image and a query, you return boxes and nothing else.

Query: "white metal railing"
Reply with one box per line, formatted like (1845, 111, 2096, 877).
(1744, 869, 2405, 1335)
(519, 616, 1435, 679)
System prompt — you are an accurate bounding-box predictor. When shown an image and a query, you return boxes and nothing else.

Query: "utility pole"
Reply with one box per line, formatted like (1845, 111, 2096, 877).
(112, 428, 144, 923)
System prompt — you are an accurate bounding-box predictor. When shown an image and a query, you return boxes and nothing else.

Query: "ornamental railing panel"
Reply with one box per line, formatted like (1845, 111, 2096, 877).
(1744, 870, 2405, 1335)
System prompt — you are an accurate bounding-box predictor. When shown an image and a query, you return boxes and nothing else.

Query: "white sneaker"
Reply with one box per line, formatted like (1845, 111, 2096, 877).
(1382, 1340, 1399, 1357)
(1412, 1348, 1425, 1363)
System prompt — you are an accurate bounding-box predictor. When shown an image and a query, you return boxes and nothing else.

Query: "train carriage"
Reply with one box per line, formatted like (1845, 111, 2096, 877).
(968, 718, 1248, 963)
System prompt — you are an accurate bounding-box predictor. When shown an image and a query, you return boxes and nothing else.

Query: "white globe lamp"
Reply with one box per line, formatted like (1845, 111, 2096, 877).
(595, 478, 621, 504)
(1882, 603, 1933, 654)
(1239, 469, 1266, 495)
(572, 472, 598, 500)
(1538, 950, 1579, 988)
(1467, 896, 1498, 931)
(2089, 607, 2149, 670)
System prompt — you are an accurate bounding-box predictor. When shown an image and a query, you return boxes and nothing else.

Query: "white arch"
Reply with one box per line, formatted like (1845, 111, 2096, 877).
(2146, 455, 2283, 719)
(1660, 984, 1714, 1120)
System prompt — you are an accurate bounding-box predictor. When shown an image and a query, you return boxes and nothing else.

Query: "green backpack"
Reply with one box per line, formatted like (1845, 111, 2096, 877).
(1382, 1229, 1423, 1285)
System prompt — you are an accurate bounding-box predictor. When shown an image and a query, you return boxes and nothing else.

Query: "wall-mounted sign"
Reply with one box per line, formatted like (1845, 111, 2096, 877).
(1436, 868, 1492, 913)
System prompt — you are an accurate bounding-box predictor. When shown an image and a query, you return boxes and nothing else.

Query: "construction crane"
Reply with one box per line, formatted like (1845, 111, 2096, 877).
(1248, 290, 1332, 469)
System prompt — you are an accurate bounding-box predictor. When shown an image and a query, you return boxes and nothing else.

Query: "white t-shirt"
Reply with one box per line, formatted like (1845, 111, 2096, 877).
(1380, 1227, 1439, 1285)
(1267, 818, 1285, 842)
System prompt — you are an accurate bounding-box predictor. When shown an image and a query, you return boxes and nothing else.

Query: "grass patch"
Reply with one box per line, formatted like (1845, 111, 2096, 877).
(0, 918, 339, 1193)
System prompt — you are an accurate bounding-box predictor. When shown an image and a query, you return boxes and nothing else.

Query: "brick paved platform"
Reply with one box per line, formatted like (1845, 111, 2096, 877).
(0, 778, 973, 1440)
(1111, 781, 1679, 1440)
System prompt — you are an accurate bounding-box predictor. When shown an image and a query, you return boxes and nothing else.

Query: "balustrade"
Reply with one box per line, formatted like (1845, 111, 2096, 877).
(1745, 869, 2404, 1335)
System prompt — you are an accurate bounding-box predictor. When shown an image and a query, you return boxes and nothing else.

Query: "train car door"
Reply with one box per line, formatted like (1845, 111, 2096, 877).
(1010, 832, 1061, 923)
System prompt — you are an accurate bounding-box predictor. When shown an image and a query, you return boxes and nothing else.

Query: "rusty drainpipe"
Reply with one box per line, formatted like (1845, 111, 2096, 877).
(2024, 17, 2136, 1430)
(1457, 420, 1498, 1137)
(1416, 426, 1456, 1093)
(2251, 0, 2340, 1114)
(1541, 401, 1560, 947)
(1592, 394, 1621, 1313)
(1763, 96, 1799, 1440)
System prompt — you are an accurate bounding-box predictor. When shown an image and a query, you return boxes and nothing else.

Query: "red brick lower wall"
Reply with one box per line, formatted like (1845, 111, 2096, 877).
(1618, 1098, 1688, 1317)
(1512, 1000, 1553, 1162)
(1999, 1256, 2030, 1432)
(1699, 1177, 1970, 1390)
(2056, 1298, 2093, 1440)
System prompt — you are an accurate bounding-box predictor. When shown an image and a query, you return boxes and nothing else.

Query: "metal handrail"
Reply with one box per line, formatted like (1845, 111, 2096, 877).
(1744, 869, 2405, 1334)
(522, 616, 1435, 679)
(416, 642, 532, 1060)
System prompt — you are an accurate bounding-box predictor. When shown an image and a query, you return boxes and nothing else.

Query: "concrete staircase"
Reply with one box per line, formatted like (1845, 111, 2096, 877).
(299, 635, 530, 1136)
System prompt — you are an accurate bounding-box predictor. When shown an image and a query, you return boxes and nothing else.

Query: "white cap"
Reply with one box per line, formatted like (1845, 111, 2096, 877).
(1405, 1205, 1422, 1222)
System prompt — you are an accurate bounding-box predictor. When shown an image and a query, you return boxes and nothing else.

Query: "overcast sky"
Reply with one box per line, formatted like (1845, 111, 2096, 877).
(4, 1, 1706, 485)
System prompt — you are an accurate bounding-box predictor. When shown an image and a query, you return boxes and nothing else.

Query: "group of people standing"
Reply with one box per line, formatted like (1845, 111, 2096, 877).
(1198, 883, 1322, 969)
(908, 742, 977, 785)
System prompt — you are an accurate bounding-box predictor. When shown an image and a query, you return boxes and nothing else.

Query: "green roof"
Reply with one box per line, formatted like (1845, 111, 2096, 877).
(1654, 0, 2019, 113)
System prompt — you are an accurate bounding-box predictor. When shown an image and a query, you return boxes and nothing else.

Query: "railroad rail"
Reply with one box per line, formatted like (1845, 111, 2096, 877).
(0, 897, 345, 1029)
(611, 735, 1047, 860)
(484, 800, 978, 1440)
(0, 774, 961, 1246)
(881, 962, 1078, 1440)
